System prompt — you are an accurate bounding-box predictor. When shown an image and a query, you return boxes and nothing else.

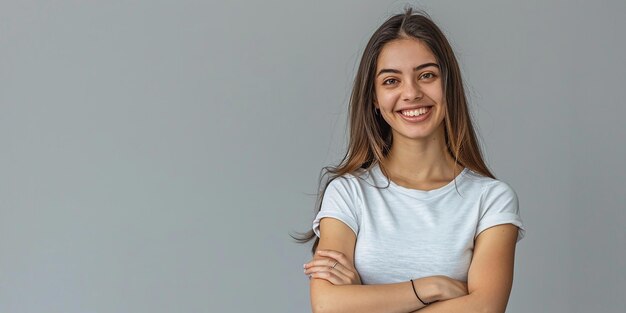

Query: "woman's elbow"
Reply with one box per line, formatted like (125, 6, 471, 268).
(470, 292, 507, 313)
(310, 279, 338, 313)
(311, 301, 331, 313)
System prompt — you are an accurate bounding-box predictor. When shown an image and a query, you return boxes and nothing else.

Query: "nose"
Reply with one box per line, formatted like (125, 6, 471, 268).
(402, 80, 423, 101)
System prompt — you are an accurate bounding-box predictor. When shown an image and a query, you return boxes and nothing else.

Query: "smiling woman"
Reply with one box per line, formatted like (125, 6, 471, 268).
(374, 39, 446, 143)
(292, 7, 525, 313)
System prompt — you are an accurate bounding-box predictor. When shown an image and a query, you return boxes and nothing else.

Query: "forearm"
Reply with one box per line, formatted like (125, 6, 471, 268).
(409, 292, 493, 313)
(310, 276, 440, 313)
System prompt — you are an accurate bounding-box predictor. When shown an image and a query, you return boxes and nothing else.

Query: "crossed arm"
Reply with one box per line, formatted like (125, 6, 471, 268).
(308, 217, 519, 313)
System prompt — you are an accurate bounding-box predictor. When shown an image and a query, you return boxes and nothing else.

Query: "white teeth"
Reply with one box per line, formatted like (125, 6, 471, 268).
(401, 107, 430, 116)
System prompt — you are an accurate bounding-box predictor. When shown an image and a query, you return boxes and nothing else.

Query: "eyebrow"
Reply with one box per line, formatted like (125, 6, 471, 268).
(376, 62, 440, 77)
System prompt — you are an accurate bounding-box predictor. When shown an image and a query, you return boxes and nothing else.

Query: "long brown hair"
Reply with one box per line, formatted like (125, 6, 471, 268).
(291, 7, 495, 255)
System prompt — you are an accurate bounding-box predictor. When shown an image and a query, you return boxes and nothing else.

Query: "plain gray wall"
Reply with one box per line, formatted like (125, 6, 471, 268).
(1, 0, 624, 312)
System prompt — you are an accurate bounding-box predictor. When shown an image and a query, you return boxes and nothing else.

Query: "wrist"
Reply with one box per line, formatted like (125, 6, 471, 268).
(411, 276, 442, 304)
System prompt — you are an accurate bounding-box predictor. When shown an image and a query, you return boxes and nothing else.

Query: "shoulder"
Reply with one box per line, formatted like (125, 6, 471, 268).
(463, 168, 518, 198)
(468, 170, 525, 241)
(325, 167, 373, 191)
(321, 167, 381, 211)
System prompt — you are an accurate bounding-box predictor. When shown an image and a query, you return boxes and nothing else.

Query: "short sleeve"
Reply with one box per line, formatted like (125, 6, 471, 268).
(476, 181, 526, 242)
(312, 177, 361, 238)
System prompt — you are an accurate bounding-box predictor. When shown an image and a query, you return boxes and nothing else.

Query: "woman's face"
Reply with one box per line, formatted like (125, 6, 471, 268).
(374, 38, 446, 142)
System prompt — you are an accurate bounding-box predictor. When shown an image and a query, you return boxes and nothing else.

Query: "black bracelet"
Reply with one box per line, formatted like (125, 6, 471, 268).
(410, 279, 431, 305)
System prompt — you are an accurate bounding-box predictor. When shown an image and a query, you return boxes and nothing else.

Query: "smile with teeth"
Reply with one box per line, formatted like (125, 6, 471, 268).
(401, 106, 431, 116)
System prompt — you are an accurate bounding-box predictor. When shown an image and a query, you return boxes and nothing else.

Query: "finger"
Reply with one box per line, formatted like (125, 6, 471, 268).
(305, 256, 359, 283)
(305, 257, 336, 267)
(304, 265, 351, 281)
(304, 257, 334, 269)
(310, 270, 346, 285)
(305, 256, 346, 271)
(317, 250, 355, 270)
(306, 258, 347, 276)
(304, 265, 358, 285)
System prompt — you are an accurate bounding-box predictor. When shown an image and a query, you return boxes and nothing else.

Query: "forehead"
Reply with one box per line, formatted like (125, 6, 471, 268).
(376, 38, 437, 70)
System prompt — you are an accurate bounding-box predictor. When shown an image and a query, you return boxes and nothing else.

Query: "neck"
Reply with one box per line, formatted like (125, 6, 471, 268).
(381, 127, 461, 182)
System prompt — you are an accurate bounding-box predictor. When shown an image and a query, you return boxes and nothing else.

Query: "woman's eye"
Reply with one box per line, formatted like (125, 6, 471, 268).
(420, 73, 436, 80)
(383, 78, 398, 85)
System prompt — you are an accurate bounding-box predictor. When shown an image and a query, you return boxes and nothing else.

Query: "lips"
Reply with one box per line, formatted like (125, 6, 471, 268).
(399, 106, 432, 116)
(397, 106, 433, 122)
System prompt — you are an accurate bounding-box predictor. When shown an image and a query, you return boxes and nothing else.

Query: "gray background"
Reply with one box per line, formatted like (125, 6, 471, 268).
(1, 0, 624, 312)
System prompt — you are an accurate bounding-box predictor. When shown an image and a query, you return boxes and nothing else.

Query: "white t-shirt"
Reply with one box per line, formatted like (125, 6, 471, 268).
(312, 163, 526, 285)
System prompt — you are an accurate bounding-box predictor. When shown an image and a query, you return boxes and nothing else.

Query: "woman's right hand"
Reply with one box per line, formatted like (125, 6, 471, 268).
(304, 249, 362, 285)
(432, 275, 468, 301)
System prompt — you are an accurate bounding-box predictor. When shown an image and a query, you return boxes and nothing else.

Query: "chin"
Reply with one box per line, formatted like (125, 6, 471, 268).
(394, 124, 445, 141)
(394, 131, 436, 141)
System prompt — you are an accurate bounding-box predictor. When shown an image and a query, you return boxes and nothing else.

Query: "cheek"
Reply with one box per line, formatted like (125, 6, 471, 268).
(424, 84, 444, 101)
(376, 90, 399, 108)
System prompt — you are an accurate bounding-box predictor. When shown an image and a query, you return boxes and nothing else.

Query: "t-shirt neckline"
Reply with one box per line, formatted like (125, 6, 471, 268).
(371, 163, 468, 199)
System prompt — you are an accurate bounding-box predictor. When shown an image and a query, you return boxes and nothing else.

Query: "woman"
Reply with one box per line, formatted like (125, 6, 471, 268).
(295, 7, 526, 313)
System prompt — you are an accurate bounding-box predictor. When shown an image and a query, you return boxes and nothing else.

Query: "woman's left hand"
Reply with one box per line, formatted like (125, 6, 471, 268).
(303, 249, 362, 285)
